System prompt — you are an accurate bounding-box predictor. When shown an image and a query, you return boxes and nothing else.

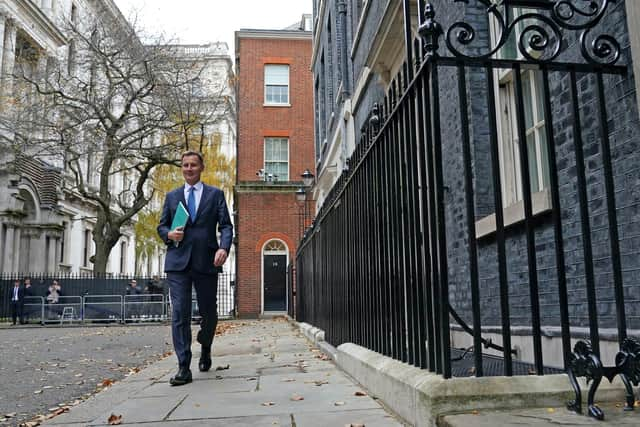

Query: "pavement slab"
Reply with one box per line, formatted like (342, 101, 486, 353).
(40, 319, 404, 426)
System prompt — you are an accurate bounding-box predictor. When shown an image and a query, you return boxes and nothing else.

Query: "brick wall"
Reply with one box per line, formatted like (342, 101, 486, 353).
(236, 37, 314, 183)
(235, 33, 314, 317)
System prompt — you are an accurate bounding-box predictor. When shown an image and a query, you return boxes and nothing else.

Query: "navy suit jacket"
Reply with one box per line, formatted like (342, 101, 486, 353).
(157, 183, 233, 274)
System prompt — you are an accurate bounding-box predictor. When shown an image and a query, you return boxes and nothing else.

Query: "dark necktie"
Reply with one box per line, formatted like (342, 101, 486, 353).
(188, 186, 197, 221)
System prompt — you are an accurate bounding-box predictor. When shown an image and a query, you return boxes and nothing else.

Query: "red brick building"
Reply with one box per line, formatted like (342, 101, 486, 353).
(234, 17, 314, 317)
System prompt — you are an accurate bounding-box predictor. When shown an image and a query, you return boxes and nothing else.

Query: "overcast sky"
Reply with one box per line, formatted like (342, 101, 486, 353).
(113, 0, 312, 55)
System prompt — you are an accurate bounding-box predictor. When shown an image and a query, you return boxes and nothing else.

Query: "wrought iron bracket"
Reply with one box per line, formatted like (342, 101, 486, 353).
(567, 338, 640, 420)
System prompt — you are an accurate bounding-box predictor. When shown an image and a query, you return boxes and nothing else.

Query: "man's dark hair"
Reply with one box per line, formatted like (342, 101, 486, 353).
(181, 150, 204, 165)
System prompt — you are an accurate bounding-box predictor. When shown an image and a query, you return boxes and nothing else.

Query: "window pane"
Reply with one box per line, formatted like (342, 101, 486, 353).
(265, 65, 289, 85)
(535, 71, 545, 120)
(527, 133, 540, 193)
(523, 71, 534, 130)
(538, 127, 550, 189)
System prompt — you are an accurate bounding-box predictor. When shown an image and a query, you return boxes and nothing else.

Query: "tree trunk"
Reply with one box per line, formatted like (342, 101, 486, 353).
(93, 241, 110, 276)
(92, 217, 122, 276)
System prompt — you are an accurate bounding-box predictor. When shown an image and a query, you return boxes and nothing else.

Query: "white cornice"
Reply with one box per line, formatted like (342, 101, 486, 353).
(5, 0, 67, 52)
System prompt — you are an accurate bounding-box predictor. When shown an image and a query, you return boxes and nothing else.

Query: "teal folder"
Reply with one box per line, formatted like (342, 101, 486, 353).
(170, 201, 189, 231)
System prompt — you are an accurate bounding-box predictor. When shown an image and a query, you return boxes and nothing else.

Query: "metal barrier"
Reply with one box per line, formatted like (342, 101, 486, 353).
(23, 296, 45, 324)
(83, 295, 123, 323)
(124, 294, 166, 322)
(43, 296, 82, 323)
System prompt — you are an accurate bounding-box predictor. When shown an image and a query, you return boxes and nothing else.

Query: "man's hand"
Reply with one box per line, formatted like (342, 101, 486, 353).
(168, 227, 184, 242)
(214, 249, 228, 267)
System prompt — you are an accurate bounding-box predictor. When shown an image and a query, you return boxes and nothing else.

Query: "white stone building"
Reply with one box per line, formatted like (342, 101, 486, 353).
(0, 0, 136, 275)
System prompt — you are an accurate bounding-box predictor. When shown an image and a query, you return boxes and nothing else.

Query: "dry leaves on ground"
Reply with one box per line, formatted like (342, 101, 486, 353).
(107, 413, 123, 425)
(261, 401, 276, 406)
(290, 395, 304, 401)
(334, 401, 346, 406)
(101, 378, 114, 387)
(354, 391, 367, 396)
(344, 424, 365, 427)
(215, 364, 230, 371)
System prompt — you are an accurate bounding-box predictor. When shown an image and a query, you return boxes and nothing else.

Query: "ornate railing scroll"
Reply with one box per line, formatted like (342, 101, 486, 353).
(440, 0, 620, 64)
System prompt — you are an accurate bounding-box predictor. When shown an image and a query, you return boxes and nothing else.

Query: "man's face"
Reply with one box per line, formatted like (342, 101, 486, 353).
(182, 155, 204, 185)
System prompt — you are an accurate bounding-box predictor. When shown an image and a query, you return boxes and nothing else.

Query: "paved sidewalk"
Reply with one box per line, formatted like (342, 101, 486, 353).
(41, 319, 404, 426)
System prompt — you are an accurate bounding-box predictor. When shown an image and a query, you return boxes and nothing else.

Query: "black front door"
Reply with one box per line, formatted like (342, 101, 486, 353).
(263, 254, 286, 311)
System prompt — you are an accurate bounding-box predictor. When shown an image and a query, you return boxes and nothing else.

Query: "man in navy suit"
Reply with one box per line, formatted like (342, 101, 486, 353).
(157, 150, 233, 386)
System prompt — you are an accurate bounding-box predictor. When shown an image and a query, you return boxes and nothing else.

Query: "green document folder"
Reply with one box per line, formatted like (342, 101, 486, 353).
(171, 201, 189, 231)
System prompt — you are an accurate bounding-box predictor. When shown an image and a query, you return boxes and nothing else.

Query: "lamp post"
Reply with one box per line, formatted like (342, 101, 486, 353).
(296, 169, 315, 240)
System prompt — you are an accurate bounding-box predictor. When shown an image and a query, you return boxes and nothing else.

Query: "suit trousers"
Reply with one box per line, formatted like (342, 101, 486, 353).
(168, 269, 219, 368)
(11, 301, 24, 324)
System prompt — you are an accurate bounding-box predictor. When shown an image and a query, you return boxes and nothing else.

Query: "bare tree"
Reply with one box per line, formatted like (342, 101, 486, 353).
(0, 5, 233, 274)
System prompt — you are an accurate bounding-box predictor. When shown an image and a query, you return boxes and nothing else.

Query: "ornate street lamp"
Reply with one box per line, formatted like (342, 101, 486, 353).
(301, 169, 315, 187)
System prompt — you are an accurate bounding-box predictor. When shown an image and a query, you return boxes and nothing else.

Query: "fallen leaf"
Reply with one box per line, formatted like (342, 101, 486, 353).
(246, 377, 257, 381)
(261, 401, 276, 406)
(101, 379, 114, 387)
(354, 390, 367, 396)
(291, 395, 304, 401)
(334, 401, 346, 406)
(74, 373, 83, 377)
(107, 413, 123, 425)
(471, 410, 479, 415)
(547, 408, 555, 413)
(215, 364, 230, 371)
(33, 390, 43, 394)
(282, 378, 296, 382)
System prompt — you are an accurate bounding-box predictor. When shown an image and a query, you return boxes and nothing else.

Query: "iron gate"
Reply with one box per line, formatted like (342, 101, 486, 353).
(296, 0, 639, 415)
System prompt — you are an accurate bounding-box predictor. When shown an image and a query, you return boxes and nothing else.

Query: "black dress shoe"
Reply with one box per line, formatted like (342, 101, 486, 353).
(169, 367, 192, 386)
(199, 347, 212, 372)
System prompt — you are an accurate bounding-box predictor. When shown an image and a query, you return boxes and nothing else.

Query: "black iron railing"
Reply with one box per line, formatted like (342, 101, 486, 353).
(297, 1, 639, 419)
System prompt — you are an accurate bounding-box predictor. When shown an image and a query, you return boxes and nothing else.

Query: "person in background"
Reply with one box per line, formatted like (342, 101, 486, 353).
(145, 275, 164, 295)
(10, 279, 25, 325)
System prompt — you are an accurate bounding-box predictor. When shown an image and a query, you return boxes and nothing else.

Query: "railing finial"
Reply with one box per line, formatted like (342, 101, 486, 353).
(418, 2, 443, 58)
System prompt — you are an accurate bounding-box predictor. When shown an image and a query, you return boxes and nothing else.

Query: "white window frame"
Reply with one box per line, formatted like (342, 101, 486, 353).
(264, 137, 289, 181)
(490, 7, 550, 208)
(264, 64, 290, 106)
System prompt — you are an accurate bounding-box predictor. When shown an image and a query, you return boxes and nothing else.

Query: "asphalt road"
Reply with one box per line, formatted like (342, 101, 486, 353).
(0, 324, 173, 427)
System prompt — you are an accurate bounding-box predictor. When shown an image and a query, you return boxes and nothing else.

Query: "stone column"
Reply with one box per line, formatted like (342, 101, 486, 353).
(0, 18, 16, 104)
(47, 235, 57, 273)
(11, 226, 20, 273)
(3, 225, 14, 272)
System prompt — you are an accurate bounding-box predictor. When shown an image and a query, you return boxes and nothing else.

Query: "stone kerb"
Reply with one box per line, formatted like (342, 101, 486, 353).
(293, 320, 629, 427)
(337, 342, 628, 427)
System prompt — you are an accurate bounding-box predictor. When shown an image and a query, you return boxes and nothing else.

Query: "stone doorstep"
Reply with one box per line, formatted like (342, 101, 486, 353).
(289, 321, 629, 427)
